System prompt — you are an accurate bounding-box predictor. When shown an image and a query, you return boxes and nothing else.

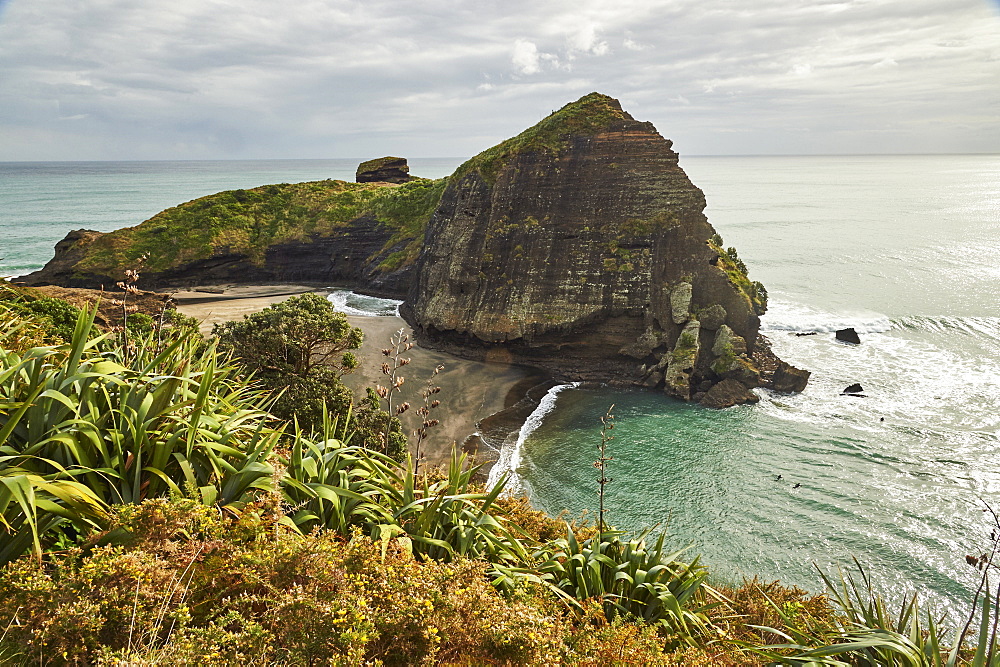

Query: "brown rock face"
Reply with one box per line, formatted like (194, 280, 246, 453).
(356, 157, 412, 184)
(699, 378, 761, 409)
(405, 92, 806, 401)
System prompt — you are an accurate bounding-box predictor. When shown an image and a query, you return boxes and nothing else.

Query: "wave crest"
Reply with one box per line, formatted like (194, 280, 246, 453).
(486, 382, 579, 493)
(326, 289, 402, 317)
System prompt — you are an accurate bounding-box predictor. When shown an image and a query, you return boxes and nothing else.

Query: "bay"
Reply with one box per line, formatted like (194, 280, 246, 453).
(508, 154, 1000, 619)
(3, 154, 999, 619)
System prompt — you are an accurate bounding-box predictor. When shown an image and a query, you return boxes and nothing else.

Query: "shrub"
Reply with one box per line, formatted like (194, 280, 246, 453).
(0, 306, 282, 564)
(213, 293, 406, 455)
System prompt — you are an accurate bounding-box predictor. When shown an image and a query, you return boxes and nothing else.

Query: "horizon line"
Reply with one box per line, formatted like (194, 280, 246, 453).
(1, 151, 999, 164)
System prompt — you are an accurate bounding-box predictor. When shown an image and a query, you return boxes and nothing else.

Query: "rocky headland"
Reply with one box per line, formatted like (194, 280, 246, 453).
(404, 93, 808, 405)
(23, 92, 808, 406)
(23, 179, 444, 297)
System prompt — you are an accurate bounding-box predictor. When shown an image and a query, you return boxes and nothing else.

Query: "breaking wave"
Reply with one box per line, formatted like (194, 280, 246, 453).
(326, 289, 402, 317)
(761, 299, 892, 335)
(486, 382, 580, 493)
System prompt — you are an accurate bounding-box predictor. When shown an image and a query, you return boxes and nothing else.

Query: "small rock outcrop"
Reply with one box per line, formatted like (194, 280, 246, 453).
(405, 92, 808, 403)
(356, 157, 412, 184)
(836, 327, 861, 344)
(842, 383, 865, 394)
(699, 378, 761, 409)
(773, 362, 811, 393)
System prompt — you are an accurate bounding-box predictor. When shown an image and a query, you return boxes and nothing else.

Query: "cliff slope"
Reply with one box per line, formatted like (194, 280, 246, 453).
(23, 177, 448, 296)
(405, 93, 807, 404)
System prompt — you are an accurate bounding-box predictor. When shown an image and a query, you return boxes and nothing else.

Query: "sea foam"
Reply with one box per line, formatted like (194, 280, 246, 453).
(761, 299, 892, 335)
(486, 382, 580, 494)
(326, 289, 402, 317)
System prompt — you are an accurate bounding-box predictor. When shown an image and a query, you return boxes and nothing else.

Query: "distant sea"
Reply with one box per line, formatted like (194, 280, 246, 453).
(3, 155, 999, 618)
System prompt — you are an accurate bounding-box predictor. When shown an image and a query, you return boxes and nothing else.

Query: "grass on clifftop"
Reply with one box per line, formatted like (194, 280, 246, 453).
(73, 177, 448, 278)
(454, 92, 632, 184)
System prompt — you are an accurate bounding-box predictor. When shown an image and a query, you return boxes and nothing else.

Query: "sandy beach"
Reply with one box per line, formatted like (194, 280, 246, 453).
(172, 284, 544, 467)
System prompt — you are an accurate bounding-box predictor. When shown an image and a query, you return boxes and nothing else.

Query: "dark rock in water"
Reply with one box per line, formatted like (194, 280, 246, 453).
(772, 362, 811, 393)
(356, 156, 413, 184)
(836, 327, 861, 344)
(794, 331, 818, 336)
(699, 378, 760, 409)
(406, 92, 794, 400)
(842, 383, 865, 394)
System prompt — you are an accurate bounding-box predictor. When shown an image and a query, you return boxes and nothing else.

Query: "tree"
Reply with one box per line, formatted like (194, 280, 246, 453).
(214, 293, 363, 379)
(213, 293, 406, 459)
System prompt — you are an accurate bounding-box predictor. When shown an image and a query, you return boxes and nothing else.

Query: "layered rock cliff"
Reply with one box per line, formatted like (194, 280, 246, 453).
(356, 157, 413, 184)
(404, 92, 807, 404)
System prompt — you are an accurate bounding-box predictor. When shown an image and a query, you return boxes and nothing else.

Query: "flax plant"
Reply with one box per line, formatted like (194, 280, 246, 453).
(375, 328, 412, 453)
(0, 306, 281, 563)
(531, 525, 713, 645)
(412, 363, 444, 475)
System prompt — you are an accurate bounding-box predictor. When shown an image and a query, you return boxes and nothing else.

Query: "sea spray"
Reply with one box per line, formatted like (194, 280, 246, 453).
(326, 289, 402, 317)
(486, 382, 580, 494)
(761, 298, 892, 335)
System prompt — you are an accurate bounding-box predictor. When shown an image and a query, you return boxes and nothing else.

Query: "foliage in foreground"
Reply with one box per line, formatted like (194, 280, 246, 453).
(4, 301, 1000, 665)
(0, 497, 701, 666)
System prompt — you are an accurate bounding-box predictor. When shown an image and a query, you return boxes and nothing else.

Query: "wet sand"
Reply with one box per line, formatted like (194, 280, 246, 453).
(172, 284, 544, 467)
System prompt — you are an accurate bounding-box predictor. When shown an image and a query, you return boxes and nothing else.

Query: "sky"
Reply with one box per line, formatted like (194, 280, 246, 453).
(1, 0, 998, 160)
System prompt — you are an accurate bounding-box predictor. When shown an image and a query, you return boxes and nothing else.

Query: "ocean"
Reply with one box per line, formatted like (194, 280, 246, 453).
(3, 154, 999, 618)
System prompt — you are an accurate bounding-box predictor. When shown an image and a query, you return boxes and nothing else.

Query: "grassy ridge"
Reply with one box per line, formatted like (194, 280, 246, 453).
(73, 177, 448, 278)
(453, 92, 631, 184)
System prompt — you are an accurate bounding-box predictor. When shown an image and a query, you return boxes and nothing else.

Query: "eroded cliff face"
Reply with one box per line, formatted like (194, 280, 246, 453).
(405, 93, 807, 404)
(23, 92, 808, 404)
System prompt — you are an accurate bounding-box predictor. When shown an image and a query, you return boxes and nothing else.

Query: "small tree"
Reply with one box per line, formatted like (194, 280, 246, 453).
(214, 293, 363, 380)
(213, 294, 360, 433)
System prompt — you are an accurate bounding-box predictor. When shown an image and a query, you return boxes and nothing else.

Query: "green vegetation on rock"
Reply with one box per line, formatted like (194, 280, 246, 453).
(707, 238, 768, 315)
(454, 92, 631, 184)
(73, 177, 448, 279)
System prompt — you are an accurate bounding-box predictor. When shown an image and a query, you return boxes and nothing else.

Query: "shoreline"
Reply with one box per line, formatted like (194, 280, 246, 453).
(171, 284, 550, 469)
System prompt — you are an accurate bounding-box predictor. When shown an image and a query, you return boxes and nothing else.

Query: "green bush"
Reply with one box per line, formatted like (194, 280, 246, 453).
(0, 306, 283, 564)
(125, 311, 154, 334)
(213, 293, 406, 457)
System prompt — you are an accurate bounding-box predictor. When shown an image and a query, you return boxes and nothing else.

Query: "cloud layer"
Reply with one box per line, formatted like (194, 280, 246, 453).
(1, 0, 997, 159)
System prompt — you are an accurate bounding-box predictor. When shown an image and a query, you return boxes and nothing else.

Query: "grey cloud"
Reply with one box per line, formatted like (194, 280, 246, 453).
(0, 0, 997, 159)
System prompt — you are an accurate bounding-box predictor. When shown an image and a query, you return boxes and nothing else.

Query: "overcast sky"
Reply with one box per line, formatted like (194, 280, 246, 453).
(1, 0, 998, 160)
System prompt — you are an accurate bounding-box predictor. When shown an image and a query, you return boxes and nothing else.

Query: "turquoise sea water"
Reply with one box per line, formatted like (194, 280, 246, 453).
(3, 154, 999, 618)
(495, 154, 1000, 618)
